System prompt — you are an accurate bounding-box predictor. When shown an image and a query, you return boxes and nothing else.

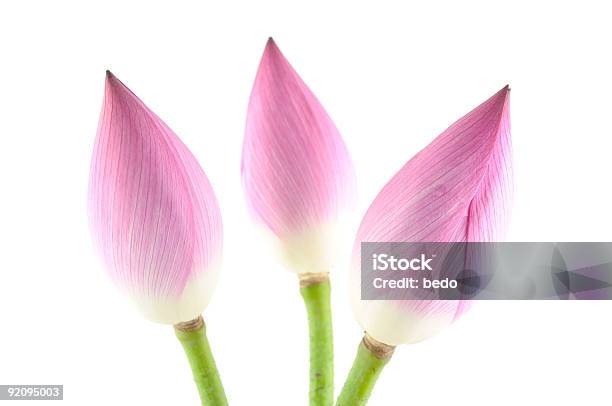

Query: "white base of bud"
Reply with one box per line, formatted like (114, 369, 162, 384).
(129, 263, 221, 325)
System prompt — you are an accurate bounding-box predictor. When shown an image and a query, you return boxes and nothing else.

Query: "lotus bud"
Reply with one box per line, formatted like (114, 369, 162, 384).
(241, 38, 356, 275)
(338, 86, 512, 405)
(88, 72, 223, 325)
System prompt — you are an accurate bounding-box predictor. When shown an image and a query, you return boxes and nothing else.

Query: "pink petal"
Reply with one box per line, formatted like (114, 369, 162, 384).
(88, 72, 222, 309)
(241, 38, 356, 241)
(351, 87, 512, 344)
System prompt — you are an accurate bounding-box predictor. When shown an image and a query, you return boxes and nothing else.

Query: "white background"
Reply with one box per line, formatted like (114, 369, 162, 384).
(1, 1, 611, 405)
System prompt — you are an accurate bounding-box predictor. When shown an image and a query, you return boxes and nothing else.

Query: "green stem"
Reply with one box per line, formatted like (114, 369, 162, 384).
(300, 275, 334, 406)
(174, 316, 228, 406)
(336, 335, 395, 406)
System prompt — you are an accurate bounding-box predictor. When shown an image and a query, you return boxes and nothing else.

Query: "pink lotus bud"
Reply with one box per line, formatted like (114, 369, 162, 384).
(88, 72, 222, 324)
(242, 39, 356, 273)
(350, 86, 512, 345)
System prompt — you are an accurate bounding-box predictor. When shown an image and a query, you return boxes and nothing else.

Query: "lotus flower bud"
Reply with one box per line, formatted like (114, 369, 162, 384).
(241, 38, 356, 274)
(88, 72, 223, 324)
(350, 86, 512, 345)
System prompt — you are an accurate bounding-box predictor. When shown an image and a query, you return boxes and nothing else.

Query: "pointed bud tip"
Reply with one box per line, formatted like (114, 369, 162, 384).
(103, 71, 136, 102)
(264, 37, 281, 55)
(105, 70, 120, 87)
(490, 84, 511, 106)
